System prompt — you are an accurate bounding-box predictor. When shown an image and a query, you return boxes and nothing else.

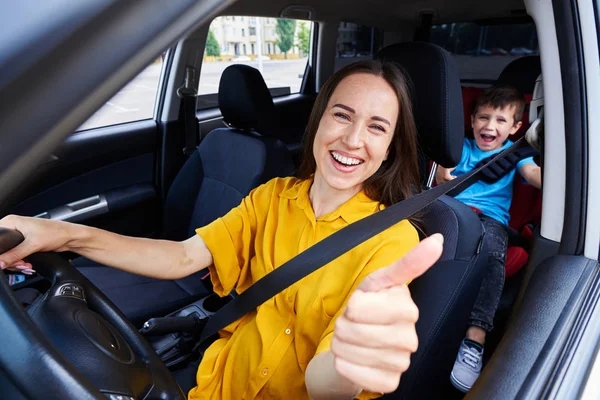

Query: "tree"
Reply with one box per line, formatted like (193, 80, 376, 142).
(296, 22, 310, 57)
(206, 30, 221, 57)
(276, 19, 296, 58)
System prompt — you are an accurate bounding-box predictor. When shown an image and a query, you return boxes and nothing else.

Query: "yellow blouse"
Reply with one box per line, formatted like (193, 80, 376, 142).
(189, 177, 419, 400)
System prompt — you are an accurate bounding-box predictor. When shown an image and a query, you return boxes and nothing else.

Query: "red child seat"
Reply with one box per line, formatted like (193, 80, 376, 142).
(458, 56, 541, 277)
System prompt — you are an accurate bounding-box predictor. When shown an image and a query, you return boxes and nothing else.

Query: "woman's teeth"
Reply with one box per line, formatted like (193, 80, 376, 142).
(331, 151, 363, 166)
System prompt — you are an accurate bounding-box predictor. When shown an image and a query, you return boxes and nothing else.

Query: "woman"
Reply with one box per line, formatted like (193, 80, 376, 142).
(0, 60, 444, 399)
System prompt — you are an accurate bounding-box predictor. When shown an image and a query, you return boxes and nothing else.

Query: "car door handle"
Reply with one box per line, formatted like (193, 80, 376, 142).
(35, 194, 108, 223)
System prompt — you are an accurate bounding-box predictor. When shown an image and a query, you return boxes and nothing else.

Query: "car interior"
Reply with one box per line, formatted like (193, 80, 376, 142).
(1, 0, 599, 399)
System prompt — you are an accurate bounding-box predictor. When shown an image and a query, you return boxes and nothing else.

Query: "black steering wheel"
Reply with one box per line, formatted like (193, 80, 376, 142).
(0, 228, 186, 400)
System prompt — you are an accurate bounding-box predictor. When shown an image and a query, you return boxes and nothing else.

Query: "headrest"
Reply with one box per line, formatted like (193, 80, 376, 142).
(497, 56, 541, 95)
(218, 64, 276, 137)
(376, 42, 464, 168)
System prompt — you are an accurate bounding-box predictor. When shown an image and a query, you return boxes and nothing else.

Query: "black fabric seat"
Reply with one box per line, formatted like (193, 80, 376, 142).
(376, 42, 489, 398)
(497, 55, 541, 95)
(73, 65, 295, 326)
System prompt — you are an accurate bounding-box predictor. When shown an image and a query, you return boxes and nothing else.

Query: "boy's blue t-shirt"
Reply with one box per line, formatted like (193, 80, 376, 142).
(453, 138, 535, 225)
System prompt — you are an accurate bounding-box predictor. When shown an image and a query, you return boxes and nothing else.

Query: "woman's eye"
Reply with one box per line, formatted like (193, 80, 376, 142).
(334, 112, 350, 121)
(370, 124, 385, 132)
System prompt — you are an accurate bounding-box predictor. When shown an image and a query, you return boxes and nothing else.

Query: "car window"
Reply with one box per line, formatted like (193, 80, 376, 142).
(197, 16, 314, 110)
(430, 21, 539, 85)
(334, 22, 383, 72)
(77, 55, 165, 131)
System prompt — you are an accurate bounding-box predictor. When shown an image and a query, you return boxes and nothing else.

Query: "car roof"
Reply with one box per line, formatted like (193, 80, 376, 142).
(221, 0, 527, 28)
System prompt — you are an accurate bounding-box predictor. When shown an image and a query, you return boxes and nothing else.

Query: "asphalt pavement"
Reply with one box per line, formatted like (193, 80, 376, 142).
(77, 55, 523, 132)
(79, 59, 307, 131)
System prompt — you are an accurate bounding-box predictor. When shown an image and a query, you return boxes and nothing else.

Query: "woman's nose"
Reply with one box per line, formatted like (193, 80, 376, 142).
(341, 125, 364, 148)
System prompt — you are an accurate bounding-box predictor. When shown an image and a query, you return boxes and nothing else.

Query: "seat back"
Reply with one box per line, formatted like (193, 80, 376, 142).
(497, 55, 541, 141)
(162, 65, 295, 295)
(377, 42, 489, 398)
(163, 65, 295, 241)
(378, 42, 464, 184)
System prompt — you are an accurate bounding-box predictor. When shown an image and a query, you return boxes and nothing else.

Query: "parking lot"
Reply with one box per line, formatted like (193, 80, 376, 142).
(78, 59, 307, 131)
(78, 55, 524, 131)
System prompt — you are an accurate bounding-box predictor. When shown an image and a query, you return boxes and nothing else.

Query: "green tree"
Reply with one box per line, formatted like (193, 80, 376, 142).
(296, 22, 310, 57)
(206, 30, 221, 57)
(276, 19, 296, 58)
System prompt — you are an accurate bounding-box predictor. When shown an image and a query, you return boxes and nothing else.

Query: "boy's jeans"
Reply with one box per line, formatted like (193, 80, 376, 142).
(469, 214, 508, 333)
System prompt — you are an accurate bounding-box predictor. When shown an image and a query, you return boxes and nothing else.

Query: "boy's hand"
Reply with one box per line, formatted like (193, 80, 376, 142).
(435, 166, 456, 185)
(331, 234, 444, 394)
(519, 163, 542, 190)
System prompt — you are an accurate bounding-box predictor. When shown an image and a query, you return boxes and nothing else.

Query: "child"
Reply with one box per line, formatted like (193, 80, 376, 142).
(437, 86, 542, 392)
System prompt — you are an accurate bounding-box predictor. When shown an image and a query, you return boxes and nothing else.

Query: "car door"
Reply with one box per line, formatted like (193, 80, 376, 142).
(0, 1, 240, 241)
(6, 59, 167, 239)
(468, 0, 600, 398)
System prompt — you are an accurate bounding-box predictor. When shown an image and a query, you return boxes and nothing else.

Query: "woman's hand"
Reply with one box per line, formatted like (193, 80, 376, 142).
(0, 215, 73, 273)
(1, 214, 213, 281)
(331, 234, 444, 394)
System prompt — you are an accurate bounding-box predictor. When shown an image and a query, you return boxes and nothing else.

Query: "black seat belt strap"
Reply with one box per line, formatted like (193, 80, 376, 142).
(177, 66, 199, 156)
(199, 138, 531, 343)
(471, 143, 539, 184)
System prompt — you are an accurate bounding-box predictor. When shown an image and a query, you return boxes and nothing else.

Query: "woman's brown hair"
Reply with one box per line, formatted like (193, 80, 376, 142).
(297, 59, 420, 206)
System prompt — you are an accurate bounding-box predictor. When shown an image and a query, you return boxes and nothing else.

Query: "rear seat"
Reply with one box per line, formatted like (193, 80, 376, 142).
(460, 56, 542, 277)
(377, 42, 490, 399)
(496, 56, 542, 231)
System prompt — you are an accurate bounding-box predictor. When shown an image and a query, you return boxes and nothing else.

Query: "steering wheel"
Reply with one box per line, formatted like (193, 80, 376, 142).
(0, 228, 186, 400)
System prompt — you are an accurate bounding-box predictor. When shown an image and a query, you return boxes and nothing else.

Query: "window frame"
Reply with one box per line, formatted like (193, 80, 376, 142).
(196, 15, 317, 111)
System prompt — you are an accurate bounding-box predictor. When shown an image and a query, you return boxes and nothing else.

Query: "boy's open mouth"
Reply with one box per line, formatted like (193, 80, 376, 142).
(480, 133, 496, 143)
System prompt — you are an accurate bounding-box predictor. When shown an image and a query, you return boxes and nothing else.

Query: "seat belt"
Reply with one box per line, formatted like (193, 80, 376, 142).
(198, 137, 532, 344)
(177, 66, 200, 156)
(427, 140, 538, 189)
(413, 11, 434, 42)
(471, 143, 538, 185)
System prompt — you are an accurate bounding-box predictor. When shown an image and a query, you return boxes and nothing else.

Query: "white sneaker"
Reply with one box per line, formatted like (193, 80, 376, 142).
(450, 339, 484, 393)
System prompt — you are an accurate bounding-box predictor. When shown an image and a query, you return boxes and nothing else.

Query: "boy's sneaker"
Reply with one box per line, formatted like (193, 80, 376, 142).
(450, 339, 484, 393)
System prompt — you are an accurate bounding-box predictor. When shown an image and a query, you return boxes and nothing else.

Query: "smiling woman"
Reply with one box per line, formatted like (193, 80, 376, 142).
(298, 61, 421, 210)
(0, 59, 438, 400)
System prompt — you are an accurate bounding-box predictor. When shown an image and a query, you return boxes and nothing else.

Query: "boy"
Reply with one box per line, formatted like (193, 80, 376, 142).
(437, 86, 542, 392)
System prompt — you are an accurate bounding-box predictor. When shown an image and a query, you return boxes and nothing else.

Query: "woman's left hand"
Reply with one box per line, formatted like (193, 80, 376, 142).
(331, 234, 444, 394)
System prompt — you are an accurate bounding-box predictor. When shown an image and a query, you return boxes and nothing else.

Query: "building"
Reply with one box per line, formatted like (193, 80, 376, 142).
(209, 16, 304, 58)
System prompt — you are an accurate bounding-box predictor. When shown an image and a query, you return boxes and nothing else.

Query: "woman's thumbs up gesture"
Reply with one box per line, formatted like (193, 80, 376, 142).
(331, 234, 444, 394)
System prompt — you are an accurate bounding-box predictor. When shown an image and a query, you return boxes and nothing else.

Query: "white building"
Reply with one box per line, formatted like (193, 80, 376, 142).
(210, 16, 302, 57)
